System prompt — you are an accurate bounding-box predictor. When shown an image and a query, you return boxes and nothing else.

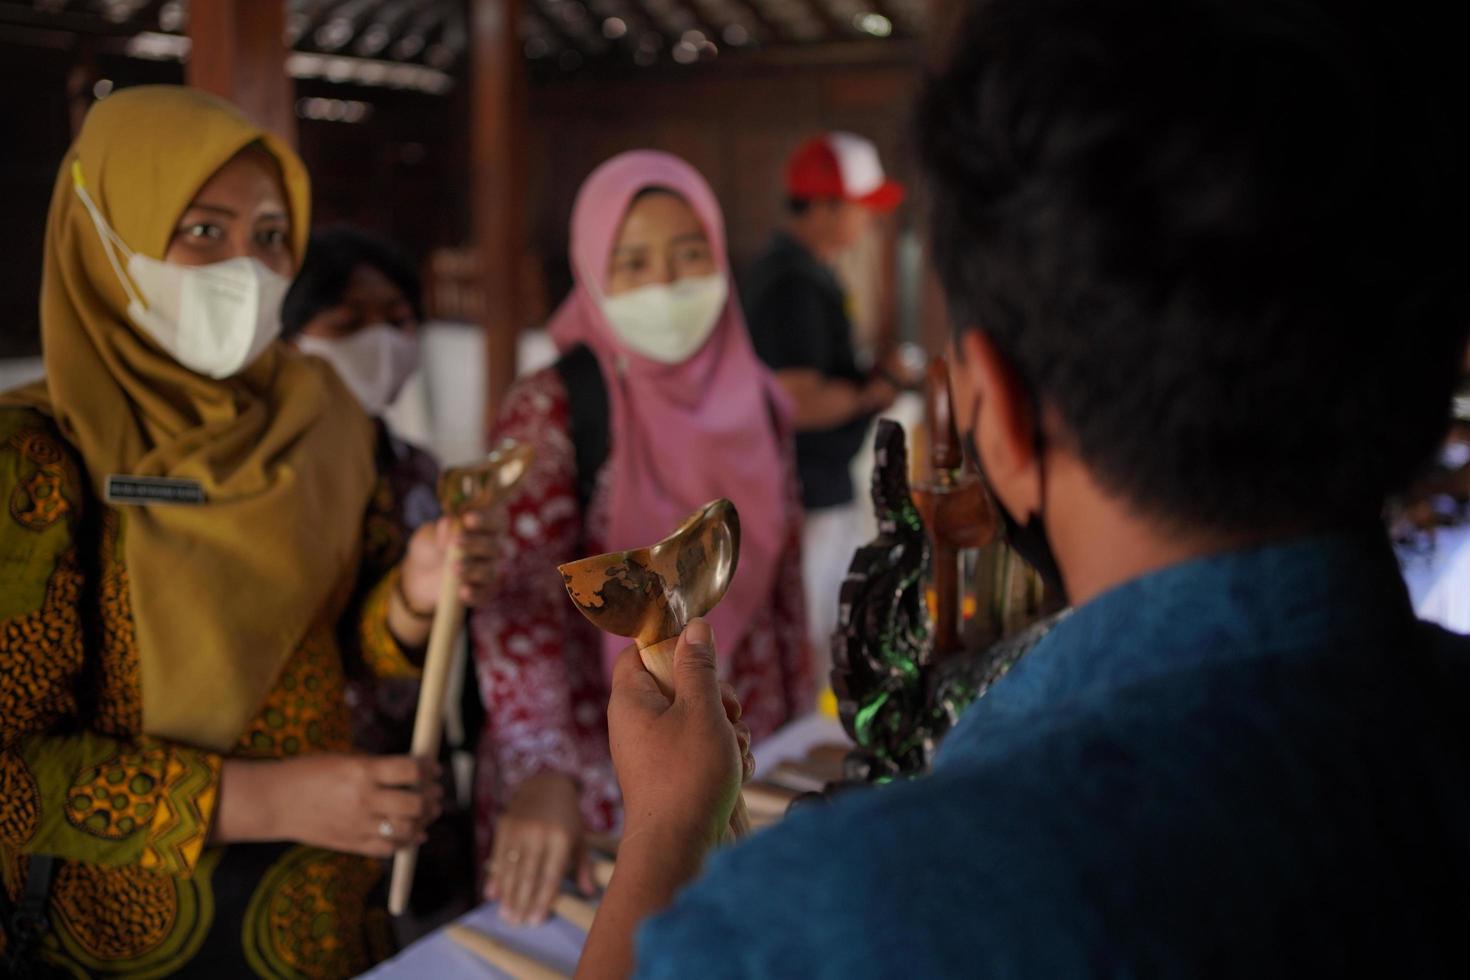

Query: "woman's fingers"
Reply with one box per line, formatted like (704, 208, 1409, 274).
(505, 832, 548, 925)
(458, 558, 499, 584)
(457, 531, 500, 559)
(371, 786, 440, 824)
(359, 817, 423, 855)
(366, 758, 443, 847)
(459, 582, 497, 607)
(485, 827, 511, 902)
(457, 572, 499, 599)
(490, 822, 542, 923)
(455, 526, 501, 605)
(460, 508, 505, 535)
(575, 851, 597, 897)
(528, 832, 573, 925)
(368, 796, 433, 846)
(372, 754, 439, 789)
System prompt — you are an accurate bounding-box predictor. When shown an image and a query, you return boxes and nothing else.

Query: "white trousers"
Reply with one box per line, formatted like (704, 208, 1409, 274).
(801, 502, 863, 686)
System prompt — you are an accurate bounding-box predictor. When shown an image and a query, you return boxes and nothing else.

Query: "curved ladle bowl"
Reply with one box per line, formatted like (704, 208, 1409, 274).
(558, 498, 741, 654)
(438, 440, 536, 518)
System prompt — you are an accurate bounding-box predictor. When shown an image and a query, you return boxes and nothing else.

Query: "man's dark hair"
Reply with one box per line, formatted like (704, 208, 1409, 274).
(919, 0, 1467, 533)
(281, 226, 423, 338)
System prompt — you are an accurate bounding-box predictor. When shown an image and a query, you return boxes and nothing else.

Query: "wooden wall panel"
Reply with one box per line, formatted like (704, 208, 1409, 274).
(526, 60, 922, 286)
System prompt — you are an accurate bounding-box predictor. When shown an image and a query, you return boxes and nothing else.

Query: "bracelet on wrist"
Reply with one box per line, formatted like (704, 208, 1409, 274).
(394, 570, 436, 621)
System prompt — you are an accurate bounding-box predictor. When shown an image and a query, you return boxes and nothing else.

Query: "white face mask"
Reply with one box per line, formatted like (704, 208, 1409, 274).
(73, 162, 288, 380)
(598, 273, 728, 365)
(296, 323, 420, 416)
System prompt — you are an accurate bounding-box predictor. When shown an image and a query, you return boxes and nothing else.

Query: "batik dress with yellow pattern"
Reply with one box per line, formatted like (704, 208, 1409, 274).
(0, 406, 420, 979)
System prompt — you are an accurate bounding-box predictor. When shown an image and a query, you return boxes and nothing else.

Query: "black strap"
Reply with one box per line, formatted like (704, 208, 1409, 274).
(552, 344, 611, 514)
(550, 344, 786, 510)
(2, 854, 57, 977)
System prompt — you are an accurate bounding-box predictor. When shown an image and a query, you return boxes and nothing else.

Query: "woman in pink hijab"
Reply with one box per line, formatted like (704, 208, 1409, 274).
(469, 152, 812, 925)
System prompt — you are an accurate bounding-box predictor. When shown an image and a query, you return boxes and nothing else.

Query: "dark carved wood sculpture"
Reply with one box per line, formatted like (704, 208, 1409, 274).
(831, 365, 1067, 785)
(831, 419, 934, 781)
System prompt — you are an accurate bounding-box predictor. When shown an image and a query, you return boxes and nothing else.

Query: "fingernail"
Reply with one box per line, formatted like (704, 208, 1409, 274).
(685, 618, 713, 646)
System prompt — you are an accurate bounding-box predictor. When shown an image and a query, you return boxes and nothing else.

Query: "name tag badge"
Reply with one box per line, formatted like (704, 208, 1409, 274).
(105, 475, 207, 506)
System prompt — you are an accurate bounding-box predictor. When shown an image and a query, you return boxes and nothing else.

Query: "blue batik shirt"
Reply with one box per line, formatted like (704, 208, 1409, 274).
(636, 532, 1470, 978)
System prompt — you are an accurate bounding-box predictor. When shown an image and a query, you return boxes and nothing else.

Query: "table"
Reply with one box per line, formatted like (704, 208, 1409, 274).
(1400, 524, 1470, 634)
(360, 902, 585, 979)
(361, 712, 849, 978)
(750, 712, 845, 781)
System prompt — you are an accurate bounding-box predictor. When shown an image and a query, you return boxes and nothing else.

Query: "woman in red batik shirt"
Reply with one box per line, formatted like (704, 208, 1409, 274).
(469, 151, 812, 925)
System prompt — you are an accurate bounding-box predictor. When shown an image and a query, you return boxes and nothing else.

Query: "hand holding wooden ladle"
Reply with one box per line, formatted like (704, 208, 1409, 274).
(559, 499, 754, 841)
(388, 440, 535, 917)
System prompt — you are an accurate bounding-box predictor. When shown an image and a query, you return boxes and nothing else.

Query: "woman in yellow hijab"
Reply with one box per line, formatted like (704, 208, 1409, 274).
(0, 86, 464, 977)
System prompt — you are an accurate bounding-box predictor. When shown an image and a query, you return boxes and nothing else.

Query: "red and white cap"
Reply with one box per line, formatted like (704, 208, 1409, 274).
(785, 132, 905, 213)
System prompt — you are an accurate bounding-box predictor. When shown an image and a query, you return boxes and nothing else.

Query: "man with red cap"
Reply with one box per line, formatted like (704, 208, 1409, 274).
(743, 132, 905, 676)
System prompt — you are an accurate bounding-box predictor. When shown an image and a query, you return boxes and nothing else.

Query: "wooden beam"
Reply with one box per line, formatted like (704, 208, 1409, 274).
(469, 0, 528, 439)
(186, 0, 296, 146)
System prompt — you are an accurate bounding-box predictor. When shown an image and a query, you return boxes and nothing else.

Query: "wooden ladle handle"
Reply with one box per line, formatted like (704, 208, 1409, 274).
(638, 637, 752, 841)
(388, 543, 466, 916)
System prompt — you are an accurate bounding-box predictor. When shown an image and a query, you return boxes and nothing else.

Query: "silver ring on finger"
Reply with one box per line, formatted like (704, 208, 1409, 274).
(505, 847, 522, 865)
(378, 819, 395, 839)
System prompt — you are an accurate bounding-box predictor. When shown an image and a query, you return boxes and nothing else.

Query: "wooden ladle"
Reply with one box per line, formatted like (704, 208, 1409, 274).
(388, 440, 535, 917)
(558, 498, 751, 837)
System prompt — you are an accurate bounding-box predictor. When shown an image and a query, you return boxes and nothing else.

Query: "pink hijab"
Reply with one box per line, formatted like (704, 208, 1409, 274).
(549, 151, 791, 679)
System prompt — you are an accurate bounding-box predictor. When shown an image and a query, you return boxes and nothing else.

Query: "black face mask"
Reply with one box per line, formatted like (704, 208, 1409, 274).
(962, 400, 1069, 604)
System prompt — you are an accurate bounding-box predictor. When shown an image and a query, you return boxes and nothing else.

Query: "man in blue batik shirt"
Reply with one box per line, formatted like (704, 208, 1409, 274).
(573, 1, 1470, 976)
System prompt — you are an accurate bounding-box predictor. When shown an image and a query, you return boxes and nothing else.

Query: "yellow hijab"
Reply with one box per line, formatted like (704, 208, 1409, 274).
(2, 86, 376, 751)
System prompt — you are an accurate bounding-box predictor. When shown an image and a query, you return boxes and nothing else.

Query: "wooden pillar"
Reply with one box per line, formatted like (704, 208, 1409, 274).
(186, 0, 296, 146)
(470, 0, 528, 441)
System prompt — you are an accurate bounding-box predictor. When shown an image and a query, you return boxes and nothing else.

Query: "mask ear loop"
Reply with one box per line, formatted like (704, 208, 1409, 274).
(71, 160, 147, 314)
(577, 257, 636, 376)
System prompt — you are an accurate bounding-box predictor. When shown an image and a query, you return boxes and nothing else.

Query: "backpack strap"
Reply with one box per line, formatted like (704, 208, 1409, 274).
(550, 346, 782, 514)
(552, 344, 611, 514)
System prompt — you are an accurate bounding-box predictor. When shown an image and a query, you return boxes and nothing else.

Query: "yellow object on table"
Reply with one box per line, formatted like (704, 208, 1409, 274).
(446, 925, 569, 980)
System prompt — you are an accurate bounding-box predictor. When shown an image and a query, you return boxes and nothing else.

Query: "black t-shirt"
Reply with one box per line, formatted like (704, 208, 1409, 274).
(744, 233, 872, 510)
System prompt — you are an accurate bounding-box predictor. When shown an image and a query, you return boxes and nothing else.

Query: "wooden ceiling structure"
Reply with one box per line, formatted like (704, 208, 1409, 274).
(0, 0, 922, 79)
